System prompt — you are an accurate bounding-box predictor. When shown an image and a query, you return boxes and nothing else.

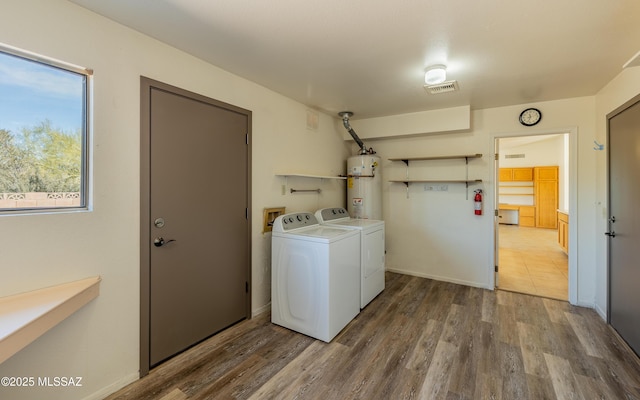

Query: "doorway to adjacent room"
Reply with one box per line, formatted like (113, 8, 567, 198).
(494, 133, 572, 301)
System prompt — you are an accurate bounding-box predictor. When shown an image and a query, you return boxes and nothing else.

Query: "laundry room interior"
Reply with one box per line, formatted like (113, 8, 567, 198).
(2, 1, 640, 399)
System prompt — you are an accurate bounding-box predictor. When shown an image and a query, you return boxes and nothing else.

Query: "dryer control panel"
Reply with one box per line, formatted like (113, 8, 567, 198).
(273, 212, 318, 232)
(317, 207, 350, 222)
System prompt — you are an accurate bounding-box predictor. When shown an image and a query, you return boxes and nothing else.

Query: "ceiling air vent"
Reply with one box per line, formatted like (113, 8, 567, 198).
(505, 154, 525, 159)
(424, 80, 459, 94)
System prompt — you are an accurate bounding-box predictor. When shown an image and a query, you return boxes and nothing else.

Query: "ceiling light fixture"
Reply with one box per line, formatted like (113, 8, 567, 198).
(425, 65, 447, 85)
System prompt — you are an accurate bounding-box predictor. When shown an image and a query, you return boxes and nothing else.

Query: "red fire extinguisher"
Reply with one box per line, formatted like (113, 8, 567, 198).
(474, 189, 483, 215)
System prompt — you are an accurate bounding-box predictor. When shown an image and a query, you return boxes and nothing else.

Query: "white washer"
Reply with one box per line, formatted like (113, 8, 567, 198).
(271, 212, 360, 342)
(315, 207, 385, 308)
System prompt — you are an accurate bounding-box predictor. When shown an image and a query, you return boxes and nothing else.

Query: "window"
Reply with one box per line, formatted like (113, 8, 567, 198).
(0, 44, 91, 212)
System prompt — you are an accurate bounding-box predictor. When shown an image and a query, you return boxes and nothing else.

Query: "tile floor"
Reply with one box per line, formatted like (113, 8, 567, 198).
(498, 224, 568, 300)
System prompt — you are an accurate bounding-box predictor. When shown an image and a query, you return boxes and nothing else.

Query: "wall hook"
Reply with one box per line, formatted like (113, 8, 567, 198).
(593, 140, 604, 151)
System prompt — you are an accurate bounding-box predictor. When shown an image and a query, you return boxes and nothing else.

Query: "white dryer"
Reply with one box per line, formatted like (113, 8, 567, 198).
(315, 207, 385, 308)
(271, 212, 360, 342)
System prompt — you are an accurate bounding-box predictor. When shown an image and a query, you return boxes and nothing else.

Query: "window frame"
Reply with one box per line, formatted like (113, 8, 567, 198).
(0, 43, 92, 215)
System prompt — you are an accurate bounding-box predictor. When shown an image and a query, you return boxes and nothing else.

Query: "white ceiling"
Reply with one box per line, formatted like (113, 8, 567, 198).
(499, 134, 563, 150)
(68, 0, 640, 120)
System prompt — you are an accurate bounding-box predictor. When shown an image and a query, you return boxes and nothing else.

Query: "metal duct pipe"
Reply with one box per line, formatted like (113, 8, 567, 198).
(339, 111, 368, 155)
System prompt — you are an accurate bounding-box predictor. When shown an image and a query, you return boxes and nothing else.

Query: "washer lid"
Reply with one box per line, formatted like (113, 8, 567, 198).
(272, 224, 358, 243)
(324, 218, 385, 230)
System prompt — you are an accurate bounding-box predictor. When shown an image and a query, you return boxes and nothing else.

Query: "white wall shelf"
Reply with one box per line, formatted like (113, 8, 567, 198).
(389, 179, 483, 187)
(0, 276, 101, 364)
(388, 153, 483, 165)
(275, 173, 346, 180)
(389, 154, 483, 198)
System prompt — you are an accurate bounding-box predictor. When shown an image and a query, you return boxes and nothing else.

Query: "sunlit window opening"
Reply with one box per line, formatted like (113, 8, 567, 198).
(0, 46, 90, 212)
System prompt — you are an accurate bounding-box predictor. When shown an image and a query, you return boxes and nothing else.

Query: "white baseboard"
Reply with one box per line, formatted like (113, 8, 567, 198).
(83, 371, 138, 400)
(386, 267, 492, 290)
(593, 303, 607, 321)
(252, 302, 270, 317)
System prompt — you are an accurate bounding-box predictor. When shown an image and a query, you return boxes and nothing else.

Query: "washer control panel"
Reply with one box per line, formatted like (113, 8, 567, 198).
(274, 212, 318, 231)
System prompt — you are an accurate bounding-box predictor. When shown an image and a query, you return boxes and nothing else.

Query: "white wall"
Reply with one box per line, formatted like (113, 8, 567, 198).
(0, 1, 348, 399)
(355, 97, 596, 305)
(594, 66, 640, 318)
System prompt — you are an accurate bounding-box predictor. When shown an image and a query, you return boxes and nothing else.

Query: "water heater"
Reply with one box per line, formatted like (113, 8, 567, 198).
(347, 154, 382, 219)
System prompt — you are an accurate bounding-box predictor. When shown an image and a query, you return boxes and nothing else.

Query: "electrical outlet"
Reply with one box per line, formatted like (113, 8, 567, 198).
(424, 184, 448, 191)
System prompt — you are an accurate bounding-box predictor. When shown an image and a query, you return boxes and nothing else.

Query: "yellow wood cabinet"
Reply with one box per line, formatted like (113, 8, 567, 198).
(557, 211, 569, 254)
(519, 206, 536, 227)
(499, 167, 533, 182)
(499, 168, 513, 181)
(513, 168, 534, 181)
(535, 166, 559, 229)
(535, 166, 558, 181)
(498, 204, 535, 227)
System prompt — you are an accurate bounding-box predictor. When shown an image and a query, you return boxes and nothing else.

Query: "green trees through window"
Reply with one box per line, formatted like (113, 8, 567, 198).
(0, 121, 81, 193)
(0, 46, 89, 211)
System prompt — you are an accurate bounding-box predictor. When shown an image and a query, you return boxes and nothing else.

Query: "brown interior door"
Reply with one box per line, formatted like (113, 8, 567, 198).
(146, 83, 250, 367)
(608, 97, 640, 356)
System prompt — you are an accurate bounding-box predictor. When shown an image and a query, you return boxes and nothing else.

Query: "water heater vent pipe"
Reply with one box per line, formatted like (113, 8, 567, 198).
(339, 111, 373, 155)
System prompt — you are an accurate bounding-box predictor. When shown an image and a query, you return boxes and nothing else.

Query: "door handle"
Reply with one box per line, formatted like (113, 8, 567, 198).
(604, 231, 616, 238)
(154, 237, 176, 247)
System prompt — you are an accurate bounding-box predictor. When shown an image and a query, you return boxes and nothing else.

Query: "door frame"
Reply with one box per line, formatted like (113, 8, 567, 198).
(491, 127, 578, 304)
(139, 77, 252, 376)
(606, 92, 640, 324)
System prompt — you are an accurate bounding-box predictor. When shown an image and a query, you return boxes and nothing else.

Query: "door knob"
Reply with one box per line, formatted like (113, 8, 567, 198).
(604, 231, 616, 237)
(154, 237, 176, 247)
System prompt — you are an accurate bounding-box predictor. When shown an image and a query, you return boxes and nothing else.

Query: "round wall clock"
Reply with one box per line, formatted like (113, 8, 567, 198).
(519, 108, 542, 126)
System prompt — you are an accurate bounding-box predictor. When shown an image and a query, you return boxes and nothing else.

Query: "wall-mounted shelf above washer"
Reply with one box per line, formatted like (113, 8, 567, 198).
(388, 154, 483, 198)
(275, 173, 346, 180)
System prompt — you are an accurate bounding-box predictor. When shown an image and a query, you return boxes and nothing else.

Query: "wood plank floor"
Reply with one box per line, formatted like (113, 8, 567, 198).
(106, 273, 640, 400)
(499, 225, 568, 300)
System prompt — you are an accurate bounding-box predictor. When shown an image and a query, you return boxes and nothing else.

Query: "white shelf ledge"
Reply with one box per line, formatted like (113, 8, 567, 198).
(0, 276, 101, 364)
(389, 154, 482, 165)
(275, 173, 346, 180)
(389, 179, 483, 187)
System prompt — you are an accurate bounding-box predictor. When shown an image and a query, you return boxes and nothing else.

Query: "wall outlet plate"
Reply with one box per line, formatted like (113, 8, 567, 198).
(424, 184, 448, 191)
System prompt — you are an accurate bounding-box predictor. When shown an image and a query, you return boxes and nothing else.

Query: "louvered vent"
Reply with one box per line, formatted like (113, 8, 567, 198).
(505, 154, 525, 159)
(424, 80, 459, 94)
